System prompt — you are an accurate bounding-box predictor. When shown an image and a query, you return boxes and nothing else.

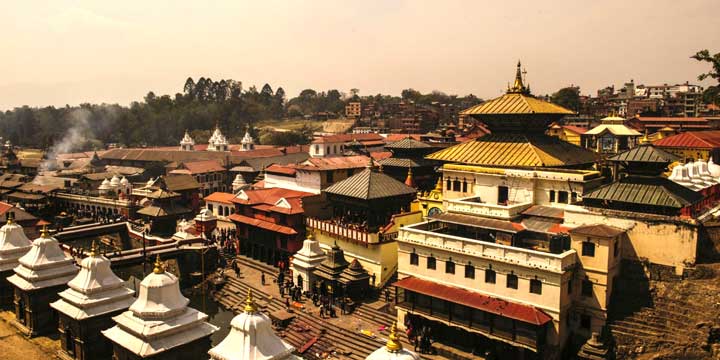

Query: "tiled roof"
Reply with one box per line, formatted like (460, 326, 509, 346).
(562, 125, 587, 135)
(228, 214, 297, 235)
(178, 160, 225, 174)
(204, 192, 236, 205)
(634, 117, 709, 123)
(323, 168, 417, 200)
(425, 134, 597, 167)
(460, 93, 574, 116)
(136, 204, 190, 217)
(609, 144, 680, 164)
(394, 276, 553, 326)
(294, 155, 371, 171)
(231, 188, 313, 207)
(384, 134, 423, 142)
(584, 175, 702, 209)
(312, 133, 384, 144)
(377, 157, 434, 168)
(370, 151, 393, 161)
(570, 224, 625, 238)
(385, 137, 431, 150)
(163, 174, 201, 192)
(653, 131, 720, 149)
(265, 164, 297, 176)
(429, 212, 525, 233)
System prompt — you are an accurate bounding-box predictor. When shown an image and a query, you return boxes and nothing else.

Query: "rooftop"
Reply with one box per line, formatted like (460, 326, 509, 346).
(323, 167, 417, 200)
(653, 131, 720, 149)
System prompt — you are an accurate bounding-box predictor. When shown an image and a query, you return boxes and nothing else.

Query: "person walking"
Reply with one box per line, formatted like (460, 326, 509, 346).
(384, 288, 390, 303)
(319, 304, 325, 319)
(261, 272, 266, 285)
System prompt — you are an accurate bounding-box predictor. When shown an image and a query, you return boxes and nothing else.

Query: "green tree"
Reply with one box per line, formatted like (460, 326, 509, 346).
(691, 49, 720, 105)
(551, 87, 580, 111)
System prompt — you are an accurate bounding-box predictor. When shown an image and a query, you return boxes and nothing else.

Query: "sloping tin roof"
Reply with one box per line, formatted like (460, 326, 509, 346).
(425, 134, 597, 167)
(583, 175, 702, 208)
(653, 131, 720, 149)
(377, 157, 434, 168)
(385, 137, 431, 150)
(460, 93, 574, 116)
(394, 276, 553, 326)
(323, 168, 417, 200)
(609, 144, 680, 164)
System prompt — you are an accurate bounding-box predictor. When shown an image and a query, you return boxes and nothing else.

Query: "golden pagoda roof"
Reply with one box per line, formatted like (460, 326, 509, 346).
(460, 93, 574, 116)
(425, 134, 597, 167)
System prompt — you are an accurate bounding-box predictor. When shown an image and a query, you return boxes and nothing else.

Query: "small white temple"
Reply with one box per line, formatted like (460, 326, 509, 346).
(365, 323, 421, 360)
(180, 130, 195, 151)
(50, 241, 135, 359)
(7, 226, 79, 335)
(208, 125, 230, 152)
(0, 213, 33, 305)
(208, 289, 301, 360)
(241, 127, 255, 152)
(102, 256, 219, 359)
(232, 174, 248, 192)
(291, 232, 325, 292)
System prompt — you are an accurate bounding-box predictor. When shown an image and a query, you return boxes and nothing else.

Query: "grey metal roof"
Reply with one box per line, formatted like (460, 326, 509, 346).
(429, 212, 523, 233)
(385, 137, 431, 150)
(323, 168, 417, 200)
(377, 157, 434, 168)
(521, 205, 564, 219)
(583, 175, 702, 208)
(609, 144, 680, 164)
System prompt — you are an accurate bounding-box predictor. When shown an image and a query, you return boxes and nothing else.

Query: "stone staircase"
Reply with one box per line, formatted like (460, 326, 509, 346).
(608, 261, 720, 359)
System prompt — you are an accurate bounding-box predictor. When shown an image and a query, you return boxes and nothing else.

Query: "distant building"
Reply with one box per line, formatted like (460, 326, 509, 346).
(652, 130, 720, 161)
(309, 134, 385, 158)
(179, 130, 195, 151)
(168, 159, 227, 196)
(345, 101, 361, 118)
(207, 126, 229, 152)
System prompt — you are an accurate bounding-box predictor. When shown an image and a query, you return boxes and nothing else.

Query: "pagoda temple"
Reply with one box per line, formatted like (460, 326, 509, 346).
(427, 62, 596, 168)
(102, 256, 219, 359)
(312, 242, 350, 297)
(290, 232, 326, 292)
(50, 242, 135, 360)
(365, 322, 420, 360)
(7, 226, 79, 336)
(0, 213, 32, 307)
(136, 187, 191, 235)
(338, 258, 371, 300)
(208, 290, 301, 360)
(378, 137, 437, 191)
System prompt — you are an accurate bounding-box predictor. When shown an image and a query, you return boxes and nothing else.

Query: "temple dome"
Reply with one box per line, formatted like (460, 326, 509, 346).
(129, 257, 189, 319)
(120, 176, 129, 186)
(0, 215, 32, 272)
(365, 323, 420, 360)
(99, 178, 111, 191)
(209, 290, 298, 360)
(709, 157, 720, 178)
(8, 227, 78, 290)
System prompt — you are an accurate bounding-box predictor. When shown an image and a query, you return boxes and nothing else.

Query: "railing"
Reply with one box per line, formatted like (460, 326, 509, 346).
(447, 198, 533, 220)
(305, 217, 378, 244)
(400, 222, 576, 273)
(54, 192, 134, 208)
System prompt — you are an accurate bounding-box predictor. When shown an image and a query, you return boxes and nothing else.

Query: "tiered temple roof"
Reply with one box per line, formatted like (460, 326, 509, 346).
(7, 227, 78, 291)
(50, 242, 135, 320)
(324, 166, 417, 200)
(102, 257, 218, 357)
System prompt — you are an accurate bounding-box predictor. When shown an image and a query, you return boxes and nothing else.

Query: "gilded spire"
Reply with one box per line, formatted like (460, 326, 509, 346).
(386, 322, 402, 352)
(508, 61, 529, 94)
(244, 289, 258, 313)
(404, 167, 415, 187)
(434, 177, 443, 191)
(6, 211, 13, 225)
(153, 255, 164, 274)
(306, 229, 314, 240)
(90, 240, 98, 257)
(40, 224, 50, 238)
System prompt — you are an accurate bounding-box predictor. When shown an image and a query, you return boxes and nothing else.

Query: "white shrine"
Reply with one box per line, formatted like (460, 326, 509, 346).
(290, 232, 325, 292)
(208, 125, 230, 152)
(7, 226, 79, 336)
(51, 241, 136, 359)
(102, 256, 219, 359)
(0, 214, 33, 306)
(365, 323, 421, 360)
(180, 130, 195, 151)
(241, 127, 255, 151)
(232, 174, 248, 192)
(208, 289, 301, 360)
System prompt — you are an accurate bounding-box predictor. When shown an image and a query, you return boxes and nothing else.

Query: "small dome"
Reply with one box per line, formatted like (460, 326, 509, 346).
(8, 227, 78, 291)
(129, 256, 189, 320)
(68, 243, 125, 294)
(120, 176, 129, 186)
(195, 208, 217, 222)
(0, 216, 33, 272)
(99, 178, 111, 191)
(110, 175, 121, 187)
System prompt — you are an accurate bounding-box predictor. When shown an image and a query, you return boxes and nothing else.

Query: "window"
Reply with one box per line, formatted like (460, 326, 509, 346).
(462, 180, 468, 193)
(410, 252, 419, 266)
(558, 191, 569, 203)
(446, 179, 451, 190)
(498, 186, 509, 204)
(452, 179, 461, 191)
(571, 192, 578, 203)
(465, 263, 475, 279)
(427, 256, 436, 270)
(530, 279, 542, 294)
(327, 171, 334, 183)
(582, 279, 593, 297)
(445, 260, 455, 274)
(567, 278, 573, 294)
(315, 144, 319, 153)
(613, 240, 619, 257)
(485, 269, 496, 284)
(549, 190, 556, 202)
(582, 241, 595, 257)
(326, 146, 330, 153)
(580, 314, 592, 330)
(506, 273, 518, 289)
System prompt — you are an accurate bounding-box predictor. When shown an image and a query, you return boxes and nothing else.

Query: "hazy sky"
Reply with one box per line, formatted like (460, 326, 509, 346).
(1, 0, 719, 110)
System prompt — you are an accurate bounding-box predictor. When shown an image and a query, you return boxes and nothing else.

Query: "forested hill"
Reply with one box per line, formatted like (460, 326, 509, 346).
(0, 77, 480, 151)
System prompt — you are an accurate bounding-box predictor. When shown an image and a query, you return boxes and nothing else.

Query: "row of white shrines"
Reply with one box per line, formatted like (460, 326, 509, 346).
(0, 216, 418, 360)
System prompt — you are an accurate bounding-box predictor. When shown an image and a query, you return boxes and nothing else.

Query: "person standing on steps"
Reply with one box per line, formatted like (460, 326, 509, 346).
(261, 272, 266, 285)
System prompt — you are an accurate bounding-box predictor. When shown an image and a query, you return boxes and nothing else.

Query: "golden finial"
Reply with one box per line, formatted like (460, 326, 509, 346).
(90, 240, 98, 257)
(6, 211, 13, 225)
(386, 322, 402, 352)
(244, 289, 257, 313)
(153, 255, 164, 274)
(434, 177, 443, 191)
(508, 60, 527, 94)
(40, 224, 50, 238)
(306, 229, 314, 240)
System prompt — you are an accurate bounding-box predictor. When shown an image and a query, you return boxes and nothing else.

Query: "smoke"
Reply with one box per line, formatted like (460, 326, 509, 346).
(42, 108, 93, 171)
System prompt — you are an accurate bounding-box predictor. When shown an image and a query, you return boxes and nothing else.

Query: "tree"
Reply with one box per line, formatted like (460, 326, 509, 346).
(692, 49, 720, 105)
(551, 87, 580, 111)
(183, 77, 195, 98)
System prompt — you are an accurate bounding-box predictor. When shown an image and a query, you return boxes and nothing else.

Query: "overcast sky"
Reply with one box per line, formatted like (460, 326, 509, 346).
(1, 0, 719, 110)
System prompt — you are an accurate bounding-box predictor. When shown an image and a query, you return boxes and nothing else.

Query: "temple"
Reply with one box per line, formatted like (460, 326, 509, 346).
(0, 213, 32, 307)
(102, 256, 219, 359)
(50, 241, 135, 359)
(208, 290, 301, 360)
(7, 226, 79, 336)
